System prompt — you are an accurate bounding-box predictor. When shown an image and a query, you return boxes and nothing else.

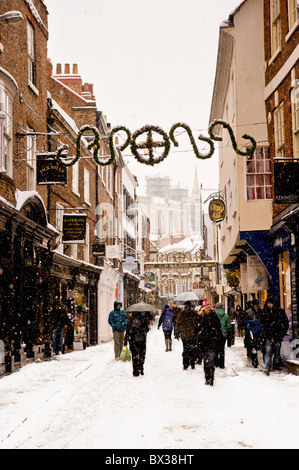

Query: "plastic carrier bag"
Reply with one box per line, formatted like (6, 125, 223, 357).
(120, 345, 131, 362)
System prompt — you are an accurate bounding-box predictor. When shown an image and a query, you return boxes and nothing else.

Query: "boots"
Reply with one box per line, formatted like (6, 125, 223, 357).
(165, 339, 169, 352)
(205, 367, 214, 386)
(169, 340, 172, 351)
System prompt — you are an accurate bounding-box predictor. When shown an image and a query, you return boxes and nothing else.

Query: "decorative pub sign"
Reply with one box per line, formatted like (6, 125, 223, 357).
(274, 158, 299, 204)
(62, 214, 87, 244)
(209, 198, 226, 223)
(37, 154, 67, 185)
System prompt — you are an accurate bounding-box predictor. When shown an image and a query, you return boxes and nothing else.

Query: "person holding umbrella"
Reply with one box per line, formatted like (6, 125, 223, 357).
(124, 302, 154, 377)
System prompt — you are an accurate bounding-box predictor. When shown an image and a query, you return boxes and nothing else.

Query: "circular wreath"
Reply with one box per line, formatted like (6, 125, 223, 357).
(130, 125, 171, 166)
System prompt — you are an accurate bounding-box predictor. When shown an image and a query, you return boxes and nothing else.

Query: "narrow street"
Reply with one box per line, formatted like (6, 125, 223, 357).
(1, 321, 299, 450)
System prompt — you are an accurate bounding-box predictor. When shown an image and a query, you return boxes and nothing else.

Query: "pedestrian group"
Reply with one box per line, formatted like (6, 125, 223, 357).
(106, 295, 289, 385)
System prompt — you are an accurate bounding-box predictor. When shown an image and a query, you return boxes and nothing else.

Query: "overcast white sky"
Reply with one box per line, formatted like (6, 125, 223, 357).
(46, 0, 241, 197)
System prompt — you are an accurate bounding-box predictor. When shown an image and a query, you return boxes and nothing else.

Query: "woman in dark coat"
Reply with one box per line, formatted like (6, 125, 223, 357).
(197, 299, 223, 386)
(124, 312, 150, 377)
(174, 301, 198, 370)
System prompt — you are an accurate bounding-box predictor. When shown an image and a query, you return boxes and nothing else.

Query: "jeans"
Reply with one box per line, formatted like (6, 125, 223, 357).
(52, 327, 64, 354)
(263, 339, 282, 371)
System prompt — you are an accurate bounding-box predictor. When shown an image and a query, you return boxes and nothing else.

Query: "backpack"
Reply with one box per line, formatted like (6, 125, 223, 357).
(162, 309, 174, 332)
(246, 319, 264, 337)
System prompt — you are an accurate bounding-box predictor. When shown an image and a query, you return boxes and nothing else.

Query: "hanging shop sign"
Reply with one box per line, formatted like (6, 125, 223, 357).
(247, 255, 269, 292)
(122, 256, 138, 271)
(92, 242, 106, 257)
(56, 120, 256, 168)
(36, 154, 67, 185)
(106, 245, 120, 259)
(62, 214, 87, 244)
(274, 158, 299, 204)
(209, 198, 226, 223)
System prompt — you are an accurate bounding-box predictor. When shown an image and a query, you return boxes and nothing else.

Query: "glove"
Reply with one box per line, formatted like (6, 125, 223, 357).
(175, 334, 180, 340)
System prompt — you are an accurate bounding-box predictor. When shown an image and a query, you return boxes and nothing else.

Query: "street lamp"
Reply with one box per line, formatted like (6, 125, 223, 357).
(0, 11, 24, 25)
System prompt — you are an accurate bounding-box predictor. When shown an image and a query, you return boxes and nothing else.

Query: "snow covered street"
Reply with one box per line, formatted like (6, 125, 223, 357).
(1, 322, 299, 450)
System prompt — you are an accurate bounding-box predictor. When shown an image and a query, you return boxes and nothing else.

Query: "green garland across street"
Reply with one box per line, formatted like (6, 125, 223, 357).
(56, 120, 257, 167)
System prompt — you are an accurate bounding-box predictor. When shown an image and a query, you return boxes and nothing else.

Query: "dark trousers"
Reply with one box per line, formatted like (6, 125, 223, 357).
(182, 339, 196, 369)
(203, 351, 216, 382)
(216, 335, 227, 368)
(130, 341, 146, 376)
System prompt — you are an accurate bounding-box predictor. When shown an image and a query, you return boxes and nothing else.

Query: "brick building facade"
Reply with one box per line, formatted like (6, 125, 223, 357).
(0, 0, 143, 371)
(264, 0, 299, 337)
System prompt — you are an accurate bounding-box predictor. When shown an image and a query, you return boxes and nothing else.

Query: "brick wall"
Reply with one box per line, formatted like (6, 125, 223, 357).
(0, 0, 49, 192)
(264, 0, 299, 217)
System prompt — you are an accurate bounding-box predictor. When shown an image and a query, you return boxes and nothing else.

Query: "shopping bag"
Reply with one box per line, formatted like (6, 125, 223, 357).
(120, 345, 131, 362)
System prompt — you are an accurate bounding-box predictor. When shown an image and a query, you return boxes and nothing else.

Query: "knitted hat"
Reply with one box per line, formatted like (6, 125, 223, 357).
(201, 299, 211, 309)
(215, 302, 224, 309)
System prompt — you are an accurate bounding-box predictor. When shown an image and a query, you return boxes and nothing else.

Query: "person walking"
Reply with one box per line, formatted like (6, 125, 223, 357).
(244, 299, 263, 368)
(215, 302, 231, 368)
(234, 304, 246, 337)
(51, 301, 69, 355)
(197, 299, 222, 386)
(108, 301, 128, 360)
(174, 301, 198, 370)
(124, 311, 150, 377)
(158, 304, 175, 352)
(261, 296, 289, 375)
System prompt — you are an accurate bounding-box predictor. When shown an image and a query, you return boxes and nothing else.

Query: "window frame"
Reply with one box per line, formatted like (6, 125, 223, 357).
(27, 21, 37, 89)
(270, 0, 281, 55)
(246, 147, 273, 201)
(288, 0, 299, 31)
(274, 102, 285, 158)
(291, 80, 299, 158)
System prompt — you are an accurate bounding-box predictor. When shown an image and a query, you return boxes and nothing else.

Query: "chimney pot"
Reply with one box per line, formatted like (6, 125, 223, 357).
(73, 64, 78, 74)
(56, 63, 62, 74)
(64, 63, 70, 74)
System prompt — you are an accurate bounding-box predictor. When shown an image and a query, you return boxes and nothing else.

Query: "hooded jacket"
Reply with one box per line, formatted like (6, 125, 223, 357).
(108, 301, 128, 332)
(261, 303, 289, 342)
(215, 307, 231, 335)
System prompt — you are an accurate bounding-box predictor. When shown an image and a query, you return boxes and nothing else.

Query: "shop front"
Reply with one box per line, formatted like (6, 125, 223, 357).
(51, 252, 101, 351)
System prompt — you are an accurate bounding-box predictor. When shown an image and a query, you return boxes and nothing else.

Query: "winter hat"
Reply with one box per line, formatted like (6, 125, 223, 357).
(265, 296, 276, 305)
(201, 299, 211, 309)
(215, 302, 224, 309)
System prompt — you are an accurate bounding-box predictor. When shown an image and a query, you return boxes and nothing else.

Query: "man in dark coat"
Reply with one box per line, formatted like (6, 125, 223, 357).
(124, 312, 150, 377)
(261, 296, 289, 375)
(174, 301, 198, 370)
(244, 299, 263, 368)
(197, 299, 223, 386)
(51, 301, 69, 355)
